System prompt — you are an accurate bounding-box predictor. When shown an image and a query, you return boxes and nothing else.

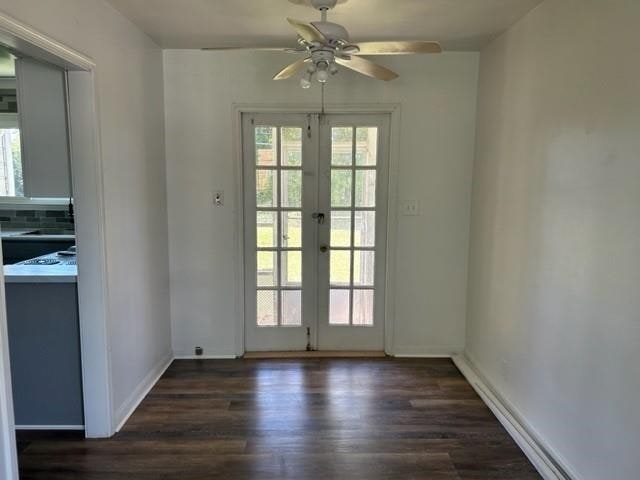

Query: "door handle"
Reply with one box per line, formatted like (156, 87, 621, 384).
(320, 245, 328, 253)
(312, 212, 325, 224)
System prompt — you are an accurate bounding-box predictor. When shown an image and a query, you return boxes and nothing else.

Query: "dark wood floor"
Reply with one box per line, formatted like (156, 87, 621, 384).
(17, 358, 540, 479)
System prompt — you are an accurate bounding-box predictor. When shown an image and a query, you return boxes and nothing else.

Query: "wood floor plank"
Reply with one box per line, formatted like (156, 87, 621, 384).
(17, 358, 540, 479)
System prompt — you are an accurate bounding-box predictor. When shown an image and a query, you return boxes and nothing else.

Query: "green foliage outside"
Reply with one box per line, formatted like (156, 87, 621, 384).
(255, 126, 375, 209)
(257, 223, 360, 285)
(254, 126, 376, 287)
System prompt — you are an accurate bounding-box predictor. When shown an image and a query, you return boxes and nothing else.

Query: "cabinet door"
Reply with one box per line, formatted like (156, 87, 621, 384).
(15, 57, 71, 198)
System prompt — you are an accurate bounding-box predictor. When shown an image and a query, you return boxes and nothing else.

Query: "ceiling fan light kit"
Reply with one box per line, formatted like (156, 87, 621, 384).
(203, 0, 442, 87)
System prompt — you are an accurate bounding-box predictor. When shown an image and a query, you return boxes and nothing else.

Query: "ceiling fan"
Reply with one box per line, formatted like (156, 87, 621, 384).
(203, 0, 442, 88)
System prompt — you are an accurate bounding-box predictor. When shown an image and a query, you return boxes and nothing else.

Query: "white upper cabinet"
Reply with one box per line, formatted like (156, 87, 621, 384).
(15, 57, 71, 198)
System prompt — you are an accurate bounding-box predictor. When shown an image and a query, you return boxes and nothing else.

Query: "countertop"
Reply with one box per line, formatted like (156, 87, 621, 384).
(4, 251, 77, 284)
(1, 229, 76, 241)
(1, 229, 38, 237)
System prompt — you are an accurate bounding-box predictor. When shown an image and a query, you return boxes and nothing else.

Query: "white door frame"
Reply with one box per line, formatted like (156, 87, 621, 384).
(0, 12, 113, 478)
(0, 250, 17, 480)
(232, 103, 401, 356)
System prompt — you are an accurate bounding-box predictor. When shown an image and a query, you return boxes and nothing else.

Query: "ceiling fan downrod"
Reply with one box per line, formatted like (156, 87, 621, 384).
(311, 0, 337, 23)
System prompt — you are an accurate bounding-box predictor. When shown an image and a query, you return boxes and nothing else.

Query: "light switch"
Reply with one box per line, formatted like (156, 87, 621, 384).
(214, 191, 224, 207)
(401, 200, 420, 216)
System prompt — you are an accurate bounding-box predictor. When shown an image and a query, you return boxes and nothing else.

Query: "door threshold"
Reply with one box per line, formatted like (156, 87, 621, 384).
(243, 351, 387, 359)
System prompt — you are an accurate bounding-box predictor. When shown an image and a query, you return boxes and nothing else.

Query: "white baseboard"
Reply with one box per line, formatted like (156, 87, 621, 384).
(174, 355, 237, 360)
(15, 425, 84, 431)
(393, 354, 453, 358)
(392, 346, 462, 357)
(113, 352, 173, 433)
(452, 354, 577, 480)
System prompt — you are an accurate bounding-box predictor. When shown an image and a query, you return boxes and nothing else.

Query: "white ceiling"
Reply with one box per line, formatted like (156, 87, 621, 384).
(106, 0, 543, 51)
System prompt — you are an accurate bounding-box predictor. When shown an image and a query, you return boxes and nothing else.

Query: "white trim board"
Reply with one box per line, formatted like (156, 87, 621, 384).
(67, 70, 114, 438)
(15, 425, 84, 431)
(392, 354, 453, 358)
(0, 10, 94, 71)
(393, 345, 464, 357)
(114, 353, 173, 433)
(0, 241, 18, 480)
(452, 354, 577, 480)
(174, 355, 238, 360)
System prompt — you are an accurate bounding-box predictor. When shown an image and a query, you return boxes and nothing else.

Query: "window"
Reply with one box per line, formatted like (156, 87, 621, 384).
(0, 127, 23, 197)
(0, 53, 68, 204)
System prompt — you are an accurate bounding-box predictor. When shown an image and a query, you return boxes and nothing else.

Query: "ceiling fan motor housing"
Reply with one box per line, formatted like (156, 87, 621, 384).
(311, 21, 350, 43)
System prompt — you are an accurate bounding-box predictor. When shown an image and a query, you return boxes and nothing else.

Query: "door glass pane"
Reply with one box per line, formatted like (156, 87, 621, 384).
(330, 211, 351, 247)
(257, 211, 277, 248)
(329, 289, 350, 325)
(354, 211, 375, 247)
(281, 170, 302, 208)
(281, 127, 302, 166)
(256, 170, 276, 207)
(355, 127, 378, 166)
(250, 122, 309, 331)
(353, 250, 375, 286)
(282, 290, 302, 326)
(355, 170, 376, 207)
(353, 290, 374, 326)
(257, 290, 278, 326)
(332, 127, 353, 166)
(281, 250, 302, 287)
(255, 126, 277, 166)
(281, 211, 302, 248)
(331, 170, 352, 207)
(257, 251, 277, 287)
(330, 250, 351, 286)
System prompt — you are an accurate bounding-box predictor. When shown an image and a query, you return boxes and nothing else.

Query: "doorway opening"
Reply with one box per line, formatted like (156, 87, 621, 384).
(1, 48, 82, 434)
(0, 12, 113, 480)
(242, 113, 390, 352)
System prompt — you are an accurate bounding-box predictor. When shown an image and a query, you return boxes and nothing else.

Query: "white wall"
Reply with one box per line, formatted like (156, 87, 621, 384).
(0, 0, 172, 428)
(466, 0, 640, 478)
(164, 50, 479, 357)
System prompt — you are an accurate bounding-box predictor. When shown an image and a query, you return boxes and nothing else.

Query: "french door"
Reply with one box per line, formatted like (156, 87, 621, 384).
(243, 113, 389, 351)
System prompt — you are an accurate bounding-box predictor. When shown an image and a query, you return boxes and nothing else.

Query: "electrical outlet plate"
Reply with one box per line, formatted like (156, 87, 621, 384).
(401, 200, 420, 216)
(214, 191, 224, 207)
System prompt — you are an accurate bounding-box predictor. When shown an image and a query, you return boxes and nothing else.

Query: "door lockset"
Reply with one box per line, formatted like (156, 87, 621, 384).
(312, 212, 326, 224)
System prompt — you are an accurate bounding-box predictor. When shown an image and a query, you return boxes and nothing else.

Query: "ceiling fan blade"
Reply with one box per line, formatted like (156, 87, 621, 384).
(335, 56, 399, 81)
(287, 18, 327, 44)
(355, 41, 442, 55)
(273, 57, 311, 80)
